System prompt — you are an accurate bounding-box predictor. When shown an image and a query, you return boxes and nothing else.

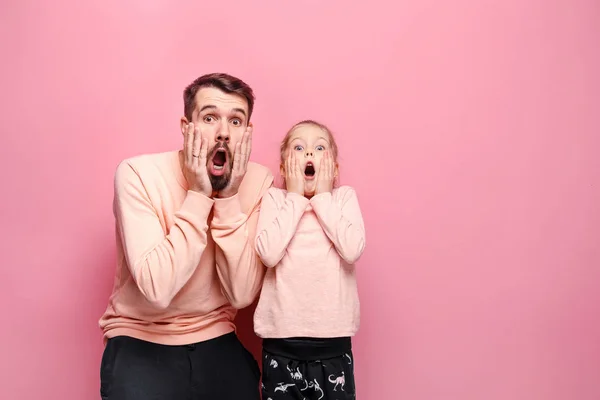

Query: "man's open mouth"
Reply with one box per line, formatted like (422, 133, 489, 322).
(212, 149, 227, 170)
(304, 162, 315, 177)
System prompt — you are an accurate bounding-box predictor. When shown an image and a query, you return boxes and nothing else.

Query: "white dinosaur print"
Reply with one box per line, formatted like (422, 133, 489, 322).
(269, 358, 278, 368)
(274, 382, 296, 393)
(328, 371, 346, 391)
(345, 353, 352, 364)
(306, 379, 324, 400)
(287, 365, 303, 380)
(300, 379, 309, 391)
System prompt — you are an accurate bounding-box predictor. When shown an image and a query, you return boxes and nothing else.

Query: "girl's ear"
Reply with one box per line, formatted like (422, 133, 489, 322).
(280, 163, 286, 178)
(334, 162, 339, 178)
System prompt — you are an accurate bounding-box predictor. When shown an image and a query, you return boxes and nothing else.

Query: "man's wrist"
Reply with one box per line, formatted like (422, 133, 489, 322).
(212, 192, 244, 224)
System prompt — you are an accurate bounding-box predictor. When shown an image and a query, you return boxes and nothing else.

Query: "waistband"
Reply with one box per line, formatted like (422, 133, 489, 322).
(262, 337, 352, 361)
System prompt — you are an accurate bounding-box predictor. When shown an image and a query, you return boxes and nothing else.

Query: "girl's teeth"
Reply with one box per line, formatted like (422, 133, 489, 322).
(214, 165, 223, 170)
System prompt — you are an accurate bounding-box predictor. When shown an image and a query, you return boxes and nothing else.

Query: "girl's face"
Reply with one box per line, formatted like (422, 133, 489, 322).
(281, 124, 338, 196)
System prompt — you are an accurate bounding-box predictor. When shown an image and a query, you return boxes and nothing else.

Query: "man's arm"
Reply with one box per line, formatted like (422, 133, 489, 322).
(255, 189, 310, 268)
(310, 186, 366, 264)
(114, 161, 213, 309)
(210, 172, 274, 309)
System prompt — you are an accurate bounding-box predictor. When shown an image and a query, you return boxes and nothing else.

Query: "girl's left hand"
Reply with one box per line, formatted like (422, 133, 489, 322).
(315, 151, 335, 194)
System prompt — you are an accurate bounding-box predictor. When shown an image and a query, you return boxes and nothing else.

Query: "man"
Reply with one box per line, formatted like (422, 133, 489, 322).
(98, 73, 273, 400)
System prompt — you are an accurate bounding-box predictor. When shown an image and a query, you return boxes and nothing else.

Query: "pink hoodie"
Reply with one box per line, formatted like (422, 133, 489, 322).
(99, 150, 273, 345)
(253, 186, 366, 338)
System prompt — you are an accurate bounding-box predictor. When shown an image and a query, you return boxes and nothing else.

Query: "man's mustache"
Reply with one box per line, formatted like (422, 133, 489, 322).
(208, 143, 232, 162)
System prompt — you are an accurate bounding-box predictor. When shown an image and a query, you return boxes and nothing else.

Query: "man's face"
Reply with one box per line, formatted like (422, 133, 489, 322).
(181, 87, 249, 191)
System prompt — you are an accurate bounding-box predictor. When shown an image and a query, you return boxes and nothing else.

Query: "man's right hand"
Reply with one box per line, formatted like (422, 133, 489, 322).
(183, 123, 212, 197)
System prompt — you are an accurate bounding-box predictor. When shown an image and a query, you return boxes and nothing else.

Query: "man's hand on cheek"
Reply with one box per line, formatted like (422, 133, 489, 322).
(183, 123, 213, 197)
(217, 124, 253, 198)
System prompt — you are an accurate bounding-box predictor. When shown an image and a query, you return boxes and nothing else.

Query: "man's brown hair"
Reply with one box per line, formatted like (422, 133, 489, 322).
(183, 73, 255, 121)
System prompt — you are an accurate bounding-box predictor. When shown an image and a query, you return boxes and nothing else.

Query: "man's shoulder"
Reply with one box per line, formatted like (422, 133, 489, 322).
(245, 161, 273, 180)
(114, 151, 180, 187)
(238, 162, 275, 213)
(117, 151, 177, 173)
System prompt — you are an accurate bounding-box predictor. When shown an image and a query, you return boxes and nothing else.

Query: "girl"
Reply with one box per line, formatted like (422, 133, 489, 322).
(254, 120, 366, 400)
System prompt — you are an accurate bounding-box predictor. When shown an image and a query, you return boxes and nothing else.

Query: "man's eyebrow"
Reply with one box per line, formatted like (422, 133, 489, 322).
(231, 108, 247, 118)
(198, 105, 217, 114)
(198, 105, 247, 118)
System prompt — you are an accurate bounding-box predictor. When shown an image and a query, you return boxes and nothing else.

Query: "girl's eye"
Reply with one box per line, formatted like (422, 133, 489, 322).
(294, 145, 304, 151)
(316, 145, 325, 151)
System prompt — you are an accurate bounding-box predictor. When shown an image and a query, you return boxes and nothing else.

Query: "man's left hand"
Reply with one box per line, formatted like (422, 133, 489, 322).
(218, 125, 253, 198)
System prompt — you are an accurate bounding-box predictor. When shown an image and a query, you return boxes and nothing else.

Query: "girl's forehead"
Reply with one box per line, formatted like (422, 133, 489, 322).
(289, 125, 330, 142)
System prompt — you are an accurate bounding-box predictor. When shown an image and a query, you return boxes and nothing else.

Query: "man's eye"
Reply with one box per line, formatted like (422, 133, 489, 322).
(231, 119, 241, 126)
(316, 145, 325, 151)
(204, 116, 214, 123)
(294, 145, 304, 151)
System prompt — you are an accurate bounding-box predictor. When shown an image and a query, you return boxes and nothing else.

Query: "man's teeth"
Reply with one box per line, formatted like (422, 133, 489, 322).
(214, 165, 223, 170)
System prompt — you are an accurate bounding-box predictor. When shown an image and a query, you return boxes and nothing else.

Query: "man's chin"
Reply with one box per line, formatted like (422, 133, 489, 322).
(209, 173, 231, 192)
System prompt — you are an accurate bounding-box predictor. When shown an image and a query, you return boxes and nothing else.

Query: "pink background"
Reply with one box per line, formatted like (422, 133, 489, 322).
(1, 0, 599, 399)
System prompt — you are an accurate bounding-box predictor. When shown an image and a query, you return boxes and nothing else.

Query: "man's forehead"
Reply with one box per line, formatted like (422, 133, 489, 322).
(195, 87, 248, 114)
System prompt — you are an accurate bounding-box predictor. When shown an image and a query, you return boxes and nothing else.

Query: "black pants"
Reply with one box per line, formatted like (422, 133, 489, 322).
(100, 332, 261, 400)
(261, 337, 356, 400)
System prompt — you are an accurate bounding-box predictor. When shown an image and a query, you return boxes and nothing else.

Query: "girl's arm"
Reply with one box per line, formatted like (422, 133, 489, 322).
(310, 186, 366, 264)
(255, 188, 310, 267)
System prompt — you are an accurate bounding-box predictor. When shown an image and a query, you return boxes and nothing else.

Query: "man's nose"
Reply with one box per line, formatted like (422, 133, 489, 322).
(216, 122, 230, 143)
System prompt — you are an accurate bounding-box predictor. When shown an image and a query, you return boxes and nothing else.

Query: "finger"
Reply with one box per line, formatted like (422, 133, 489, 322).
(185, 123, 194, 163)
(199, 137, 208, 167)
(240, 128, 250, 166)
(296, 156, 303, 176)
(290, 151, 296, 176)
(192, 127, 202, 167)
(246, 126, 253, 163)
(234, 141, 242, 172)
(294, 153, 300, 177)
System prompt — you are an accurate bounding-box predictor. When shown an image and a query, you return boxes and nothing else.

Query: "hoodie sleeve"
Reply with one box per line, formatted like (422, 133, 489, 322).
(210, 166, 274, 309)
(255, 188, 310, 268)
(310, 186, 366, 264)
(113, 161, 213, 309)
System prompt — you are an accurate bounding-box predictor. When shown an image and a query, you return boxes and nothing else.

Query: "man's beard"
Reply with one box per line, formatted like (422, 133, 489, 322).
(207, 143, 233, 192)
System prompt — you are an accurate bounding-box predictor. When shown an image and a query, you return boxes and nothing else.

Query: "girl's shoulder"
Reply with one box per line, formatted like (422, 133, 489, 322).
(262, 186, 292, 205)
(332, 185, 360, 201)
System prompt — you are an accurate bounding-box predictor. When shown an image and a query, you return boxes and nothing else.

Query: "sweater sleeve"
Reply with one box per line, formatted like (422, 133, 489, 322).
(210, 173, 274, 309)
(255, 189, 310, 268)
(114, 161, 213, 309)
(310, 186, 366, 264)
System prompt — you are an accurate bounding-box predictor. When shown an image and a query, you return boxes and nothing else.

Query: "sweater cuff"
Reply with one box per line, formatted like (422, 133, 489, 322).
(213, 193, 244, 224)
(286, 192, 311, 207)
(179, 190, 215, 224)
(309, 192, 332, 211)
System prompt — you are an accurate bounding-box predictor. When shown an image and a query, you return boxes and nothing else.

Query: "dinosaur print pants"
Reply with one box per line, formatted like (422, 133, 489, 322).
(261, 337, 356, 400)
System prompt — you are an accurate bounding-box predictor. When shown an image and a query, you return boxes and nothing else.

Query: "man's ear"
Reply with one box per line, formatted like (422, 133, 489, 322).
(180, 117, 189, 136)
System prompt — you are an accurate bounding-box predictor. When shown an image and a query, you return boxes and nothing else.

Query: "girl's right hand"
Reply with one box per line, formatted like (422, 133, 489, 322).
(285, 151, 305, 196)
